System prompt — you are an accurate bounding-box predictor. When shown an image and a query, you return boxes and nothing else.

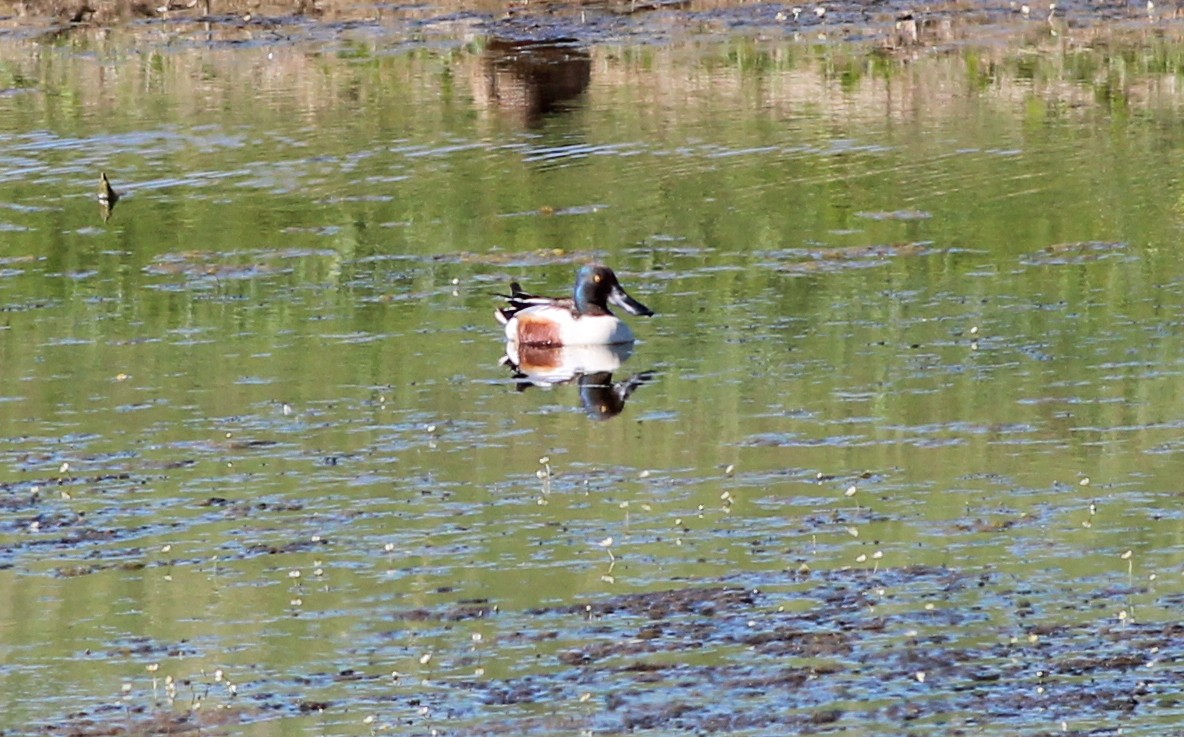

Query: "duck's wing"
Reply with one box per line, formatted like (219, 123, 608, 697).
(496, 282, 574, 323)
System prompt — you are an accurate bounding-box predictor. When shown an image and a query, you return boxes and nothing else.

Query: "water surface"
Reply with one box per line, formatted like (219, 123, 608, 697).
(2, 13, 1184, 736)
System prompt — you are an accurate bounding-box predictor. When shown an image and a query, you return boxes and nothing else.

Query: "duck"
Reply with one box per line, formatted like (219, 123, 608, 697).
(495, 264, 654, 346)
(98, 172, 120, 222)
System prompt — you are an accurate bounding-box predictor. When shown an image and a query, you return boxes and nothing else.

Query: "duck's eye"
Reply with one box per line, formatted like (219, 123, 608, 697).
(593, 274, 601, 283)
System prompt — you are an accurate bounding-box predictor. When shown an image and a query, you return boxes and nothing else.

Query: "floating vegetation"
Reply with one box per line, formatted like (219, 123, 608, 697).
(1021, 241, 1131, 266)
(41, 568, 1184, 735)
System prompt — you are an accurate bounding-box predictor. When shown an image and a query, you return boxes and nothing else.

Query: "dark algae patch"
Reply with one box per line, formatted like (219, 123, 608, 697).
(36, 568, 1182, 735)
(473, 572, 1180, 734)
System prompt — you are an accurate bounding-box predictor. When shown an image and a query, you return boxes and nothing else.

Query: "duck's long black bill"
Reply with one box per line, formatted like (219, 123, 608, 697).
(609, 285, 654, 317)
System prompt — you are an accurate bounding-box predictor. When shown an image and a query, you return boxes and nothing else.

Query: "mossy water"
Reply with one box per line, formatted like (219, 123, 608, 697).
(2, 10, 1184, 735)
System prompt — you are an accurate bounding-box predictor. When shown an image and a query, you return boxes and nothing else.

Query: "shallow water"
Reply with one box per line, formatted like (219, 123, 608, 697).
(3, 12, 1184, 736)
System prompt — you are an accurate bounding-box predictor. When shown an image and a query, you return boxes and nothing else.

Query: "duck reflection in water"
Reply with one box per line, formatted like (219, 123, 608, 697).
(501, 342, 654, 421)
(474, 38, 591, 128)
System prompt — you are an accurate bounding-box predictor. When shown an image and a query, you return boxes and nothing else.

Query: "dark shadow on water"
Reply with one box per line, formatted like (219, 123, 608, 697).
(501, 342, 654, 420)
(476, 38, 591, 128)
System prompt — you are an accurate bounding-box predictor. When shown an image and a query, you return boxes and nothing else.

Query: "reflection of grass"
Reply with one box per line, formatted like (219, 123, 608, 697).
(2, 15, 1180, 141)
(0, 65, 35, 90)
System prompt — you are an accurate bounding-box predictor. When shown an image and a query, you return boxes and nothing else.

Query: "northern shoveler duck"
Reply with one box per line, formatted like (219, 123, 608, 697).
(98, 172, 119, 207)
(98, 172, 119, 222)
(495, 264, 654, 346)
